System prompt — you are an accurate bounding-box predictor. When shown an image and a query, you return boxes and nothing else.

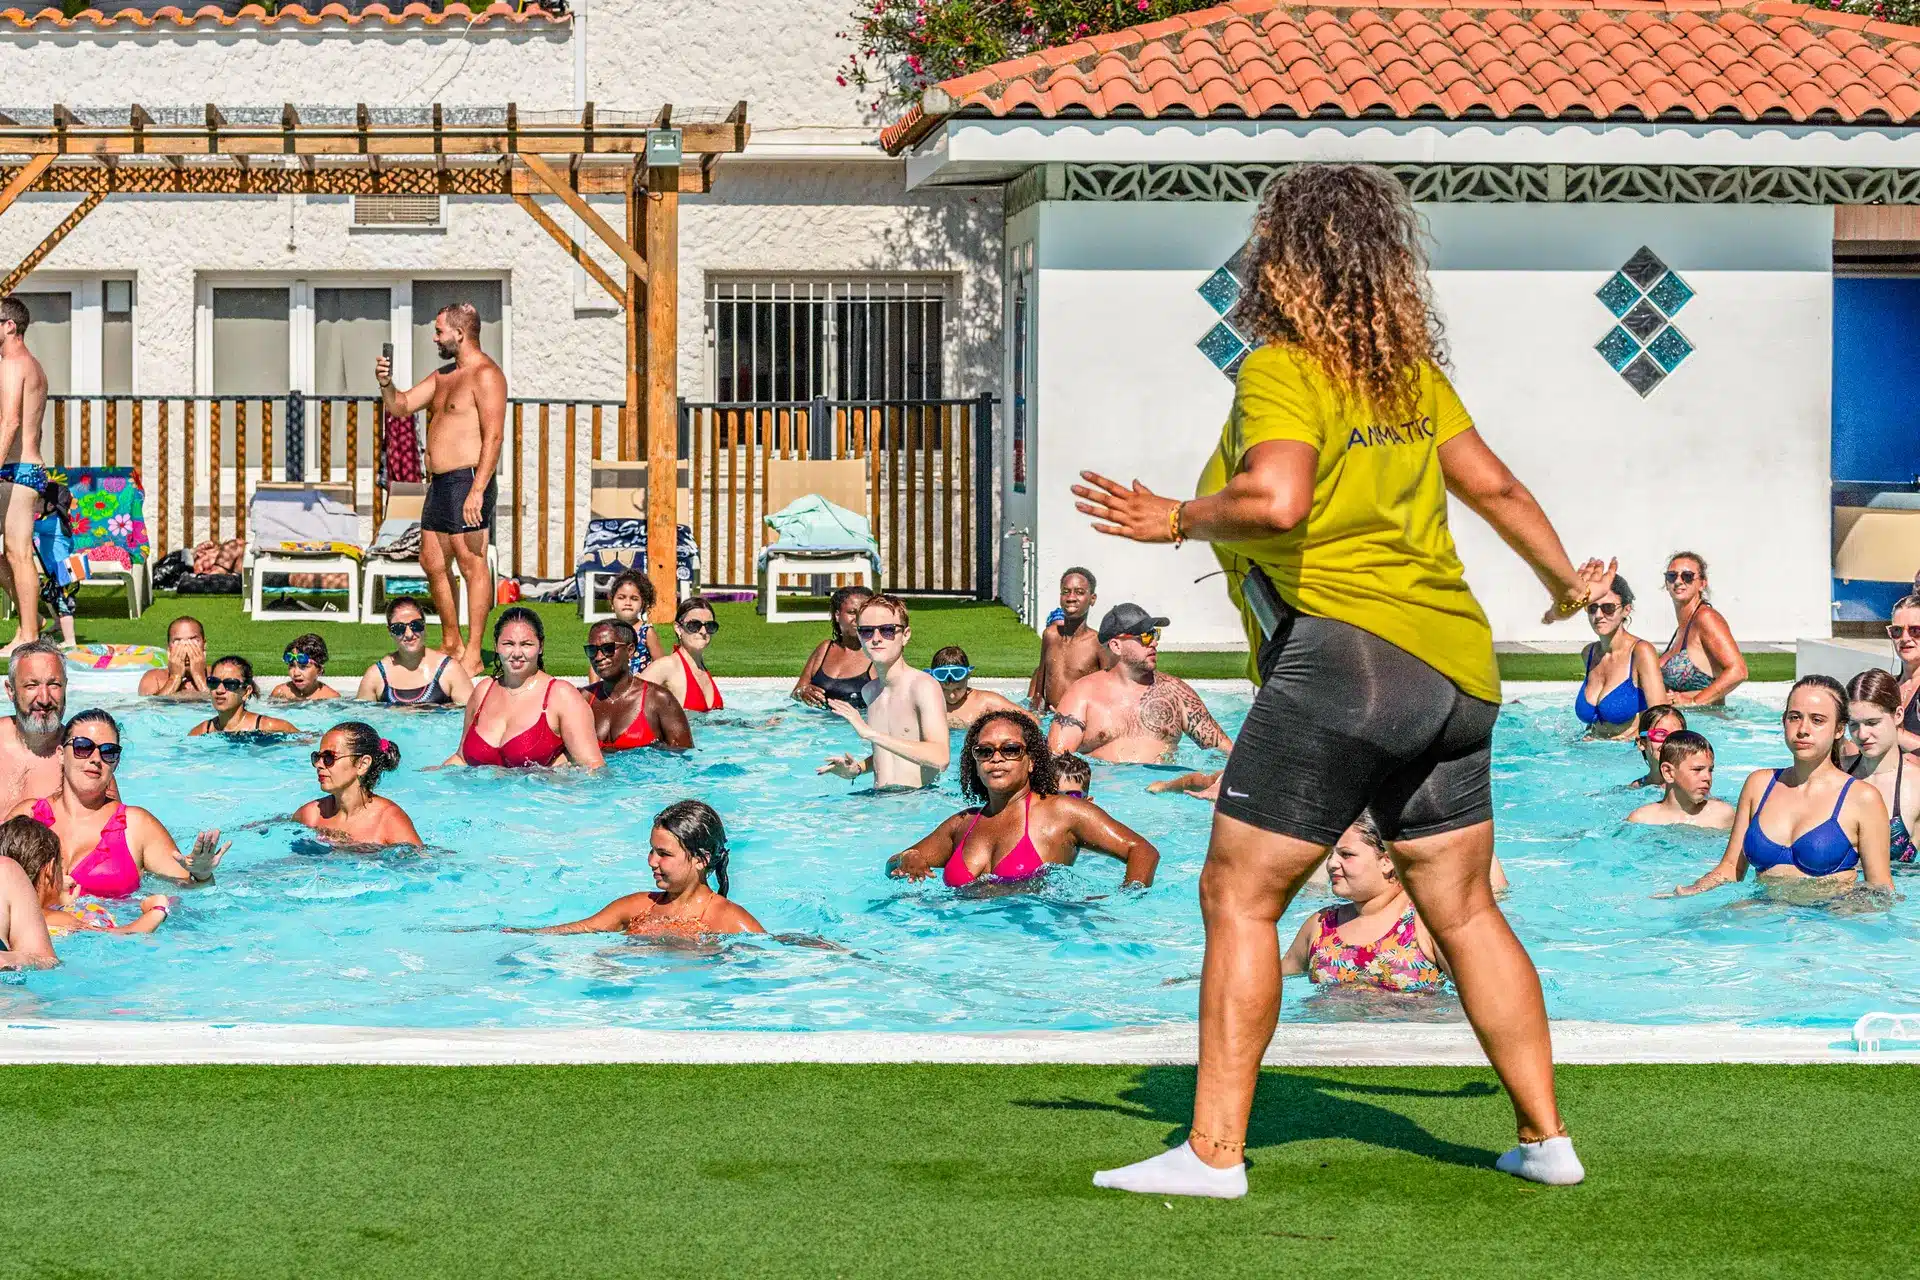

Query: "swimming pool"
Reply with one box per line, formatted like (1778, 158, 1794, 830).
(0, 680, 1913, 1032)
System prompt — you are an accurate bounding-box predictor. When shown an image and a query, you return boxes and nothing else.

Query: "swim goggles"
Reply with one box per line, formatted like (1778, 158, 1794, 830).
(283, 652, 320, 668)
(1641, 726, 1673, 746)
(928, 665, 972, 683)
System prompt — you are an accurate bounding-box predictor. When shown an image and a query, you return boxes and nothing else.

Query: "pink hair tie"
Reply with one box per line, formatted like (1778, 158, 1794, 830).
(379, 738, 392, 752)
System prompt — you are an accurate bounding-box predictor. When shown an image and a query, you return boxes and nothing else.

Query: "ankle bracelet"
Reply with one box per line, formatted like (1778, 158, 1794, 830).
(1187, 1127, 1247, 1154)
(1520, 1122, 1570, 1143)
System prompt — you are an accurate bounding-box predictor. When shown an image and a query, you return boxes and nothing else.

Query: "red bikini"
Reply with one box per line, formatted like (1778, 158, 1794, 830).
(590, 681, 661, 753)
(461, 679, 567, 768)
(676, 648, 723, 712)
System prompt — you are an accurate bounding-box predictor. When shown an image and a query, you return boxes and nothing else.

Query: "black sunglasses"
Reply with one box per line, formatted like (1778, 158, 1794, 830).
(1664, 570, 1699, 585)
(68, 735, 122, 765)
(388, 619, 427, 638)
(209, 676, 249, 694)
(970, 741, 1028, 762)
(678, 619, 720, 636)
(856, 624, 904, 642)
(583, 641, 629, 659)
(310, 749, 364, 768)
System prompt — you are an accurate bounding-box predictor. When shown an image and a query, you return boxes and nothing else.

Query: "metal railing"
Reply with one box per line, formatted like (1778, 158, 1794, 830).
(39, 392, 994, 596)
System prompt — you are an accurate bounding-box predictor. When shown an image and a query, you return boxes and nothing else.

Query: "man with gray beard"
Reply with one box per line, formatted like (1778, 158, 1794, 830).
(0, 641, 70, 814)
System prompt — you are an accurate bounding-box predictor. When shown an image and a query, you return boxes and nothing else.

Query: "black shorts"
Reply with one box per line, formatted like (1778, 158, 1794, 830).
(422, 468, 496, 535)
(1215, 603, 1499, 845)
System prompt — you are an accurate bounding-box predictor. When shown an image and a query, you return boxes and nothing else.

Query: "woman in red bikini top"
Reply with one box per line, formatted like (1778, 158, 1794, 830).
(639, 596, 725, 713)
(581, 621, 693, 753)
(448, 608, 605, 770)
(888, 711, 1161, 889)
(4, 709, 228, 897)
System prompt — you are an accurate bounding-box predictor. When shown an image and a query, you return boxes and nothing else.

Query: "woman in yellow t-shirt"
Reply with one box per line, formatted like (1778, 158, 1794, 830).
(1080, 164, 1612, 1200)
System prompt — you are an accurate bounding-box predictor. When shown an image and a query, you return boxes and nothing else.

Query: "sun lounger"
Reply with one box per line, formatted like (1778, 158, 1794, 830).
(575, 460, 701, 622)
(243, 482, 363, 622)
(360, 485, 498, 623)
(756, 458, 879, 623)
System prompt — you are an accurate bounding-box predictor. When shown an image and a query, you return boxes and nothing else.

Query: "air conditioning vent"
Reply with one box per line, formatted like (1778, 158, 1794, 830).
(352, 195, 444, 228)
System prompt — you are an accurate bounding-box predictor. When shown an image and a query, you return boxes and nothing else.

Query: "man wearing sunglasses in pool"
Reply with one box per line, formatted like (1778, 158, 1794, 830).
(268, 633, 341, 703)
(930, 645, 1029, 731)
(1048, 603, 1233, 765)
(818, 595, 951, 791)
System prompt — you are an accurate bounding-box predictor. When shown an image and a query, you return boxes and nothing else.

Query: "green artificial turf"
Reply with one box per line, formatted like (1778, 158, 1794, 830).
(0, 1062, 1907, 1278)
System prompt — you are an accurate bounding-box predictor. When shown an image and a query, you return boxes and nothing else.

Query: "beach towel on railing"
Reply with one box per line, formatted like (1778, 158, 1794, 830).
(52, 467, 149, 570)
(383, 413, 423, 485)
(575, 519, 700, 586)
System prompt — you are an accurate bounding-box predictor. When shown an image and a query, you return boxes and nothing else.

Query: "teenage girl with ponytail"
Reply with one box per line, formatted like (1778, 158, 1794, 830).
(293, 721, 423, 847)
(507, 799, 763, 936)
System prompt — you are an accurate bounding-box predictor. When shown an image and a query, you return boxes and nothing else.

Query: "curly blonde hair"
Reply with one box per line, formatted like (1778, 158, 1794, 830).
(1232, 164, 1446, 419)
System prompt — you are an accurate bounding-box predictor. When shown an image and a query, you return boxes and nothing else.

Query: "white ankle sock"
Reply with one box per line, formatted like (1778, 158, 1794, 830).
(1092, 1140, 1247, 1199)
(1495, 1136, 1585, 1186)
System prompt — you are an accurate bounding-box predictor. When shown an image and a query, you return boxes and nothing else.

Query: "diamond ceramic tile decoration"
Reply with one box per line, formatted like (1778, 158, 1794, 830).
(1646, 325, 1694, 373)
(1595, 326, 1641, 372)
(1645, 272, 1695, 318)
(1621, 298, 1667, 342)
(1620, 247, 1668, 289)
(1596, 272, 1641, 319)
(1197, 320, 1250, 374)
(1620, 353, 1667, 397)
(1198, 267, 1241, 317)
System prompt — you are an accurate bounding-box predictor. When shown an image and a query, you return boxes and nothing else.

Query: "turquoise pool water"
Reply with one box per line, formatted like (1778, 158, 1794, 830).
(1, 683, 1913, 1030)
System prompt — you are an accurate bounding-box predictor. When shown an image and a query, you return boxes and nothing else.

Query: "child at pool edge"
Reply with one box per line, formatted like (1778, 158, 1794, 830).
(0, 814, 171, 936)
(1627, 731, 1734, 829)
(271, 633, 341, 703)
(1056, 754, 1091, 799)
(1281, 812, 1448, 994)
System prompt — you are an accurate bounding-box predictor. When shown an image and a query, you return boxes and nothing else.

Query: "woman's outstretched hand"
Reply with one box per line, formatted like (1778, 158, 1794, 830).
(1541, 557, 1618, 625)
(1073, 471, 1179, 543)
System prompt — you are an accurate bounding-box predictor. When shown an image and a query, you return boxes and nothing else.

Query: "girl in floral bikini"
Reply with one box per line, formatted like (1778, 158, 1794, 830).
(1280, 812, 1446, 994)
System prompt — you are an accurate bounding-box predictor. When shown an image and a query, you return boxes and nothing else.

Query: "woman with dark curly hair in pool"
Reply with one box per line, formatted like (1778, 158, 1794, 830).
(1677, 676, 1892, 900)
(188, 656, 298, 736)
(294, 721, 422, 847)
(1656, 552, 1746, 708)
(1575, 573, 1666, 739)
(888, 709, 1158, 889)
(792, 585, 875, 709)
(448, 607, 602, 770)
(1075, 163, 1606, 1195)
(509, 799, 762, 936)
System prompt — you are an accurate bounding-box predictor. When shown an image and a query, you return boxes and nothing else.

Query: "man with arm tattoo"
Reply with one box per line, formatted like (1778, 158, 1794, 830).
(1047, 603, 1234, 764)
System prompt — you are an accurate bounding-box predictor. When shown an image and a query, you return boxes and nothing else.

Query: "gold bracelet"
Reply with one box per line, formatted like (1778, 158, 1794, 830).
(1169, 502, 1186, 547)
(1552, 589, 1590, 619)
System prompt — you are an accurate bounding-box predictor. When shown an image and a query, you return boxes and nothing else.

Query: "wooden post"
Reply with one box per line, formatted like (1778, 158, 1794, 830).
(623, 172, 642, 463)
(642, 166, 678, 618)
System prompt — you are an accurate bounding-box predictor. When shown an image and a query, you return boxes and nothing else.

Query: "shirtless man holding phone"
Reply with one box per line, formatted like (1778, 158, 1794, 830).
(375, 303, 505, 676)
(0, 296, 48, 655)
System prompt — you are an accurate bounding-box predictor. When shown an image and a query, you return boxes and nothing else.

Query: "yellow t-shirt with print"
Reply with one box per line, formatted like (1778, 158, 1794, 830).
(1196, 344, 1499, 703)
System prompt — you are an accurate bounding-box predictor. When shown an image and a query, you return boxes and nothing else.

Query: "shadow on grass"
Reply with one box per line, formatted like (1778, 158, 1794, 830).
(1015, 1064, 1500, 1171)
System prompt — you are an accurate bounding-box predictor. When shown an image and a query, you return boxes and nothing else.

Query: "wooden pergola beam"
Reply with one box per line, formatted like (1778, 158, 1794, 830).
(511, 192, 626, 308)
(0, 155, 53, 219)
(517, 150, 647, 280)
(0, 121, 745, 159)
(1, 190, 104, 295)
(0, 160, 711, 196)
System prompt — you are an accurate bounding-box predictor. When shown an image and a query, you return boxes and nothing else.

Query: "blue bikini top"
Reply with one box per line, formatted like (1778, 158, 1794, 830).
(1575, 645, 1648, 726)
(1742, 771, 1860, 877)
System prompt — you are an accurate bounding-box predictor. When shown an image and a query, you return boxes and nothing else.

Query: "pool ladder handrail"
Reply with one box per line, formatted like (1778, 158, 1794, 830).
(1852, 1011, 1920, 1055)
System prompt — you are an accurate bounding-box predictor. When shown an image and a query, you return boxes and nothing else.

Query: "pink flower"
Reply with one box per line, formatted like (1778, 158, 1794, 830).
(1137, 0, 1149, 9)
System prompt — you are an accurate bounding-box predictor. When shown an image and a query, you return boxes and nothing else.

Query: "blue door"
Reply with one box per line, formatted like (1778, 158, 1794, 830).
(1834, 276, 1920, 484)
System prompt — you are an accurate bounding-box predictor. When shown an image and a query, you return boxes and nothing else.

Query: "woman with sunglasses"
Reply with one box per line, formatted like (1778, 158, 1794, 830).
(449, 607, 603, 770)
(293, 721, 421, 847)
(356, 596, 474, 708)
(187, 657, 299, 737)
(269, 633, 341, 704)
(1656, 552, 1746, 708)
(1676, 676, 1892, 900)
(792, 585, 875, 710)
(584, 620, 693, 753)
(1074, 165, 1602, 1196)
(1574, 574, 1666, 740)
(1880, 594, 1920, 753)
(1629, 705, 1688, 787)
(639, 597, 725, 713)
(888, 710, 1158, 889)
(6, 709, 228, 895)
(930, 644, 1026, 730)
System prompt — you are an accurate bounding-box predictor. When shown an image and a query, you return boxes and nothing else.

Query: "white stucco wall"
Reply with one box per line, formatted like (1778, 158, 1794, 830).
(1026, 199, 1834, 648)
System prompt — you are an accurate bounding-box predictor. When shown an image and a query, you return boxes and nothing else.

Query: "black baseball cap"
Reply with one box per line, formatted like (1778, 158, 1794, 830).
(1098, 603, 1169, 644)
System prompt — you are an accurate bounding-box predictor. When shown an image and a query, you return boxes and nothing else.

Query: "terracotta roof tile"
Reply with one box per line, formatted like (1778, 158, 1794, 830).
(0, 2, 563, 29)
(883, 0, 1920, 152)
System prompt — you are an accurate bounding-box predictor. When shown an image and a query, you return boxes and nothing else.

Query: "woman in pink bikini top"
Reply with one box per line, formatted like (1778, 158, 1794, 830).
(888, 711, 1160, 889)
(446, 607, 604, 770)
(4, 709, 228, 898)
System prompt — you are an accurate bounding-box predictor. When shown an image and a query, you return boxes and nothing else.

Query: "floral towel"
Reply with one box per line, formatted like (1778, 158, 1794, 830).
(54, 468, 149, 569)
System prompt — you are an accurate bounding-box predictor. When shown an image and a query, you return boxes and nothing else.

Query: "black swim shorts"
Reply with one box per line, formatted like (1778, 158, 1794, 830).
(422, 467, 497, 535)
(1215, 602, 1499, 845)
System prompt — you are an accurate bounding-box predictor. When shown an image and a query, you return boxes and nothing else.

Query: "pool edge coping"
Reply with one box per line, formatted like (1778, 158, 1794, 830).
(2, 1020, 1910, 1066)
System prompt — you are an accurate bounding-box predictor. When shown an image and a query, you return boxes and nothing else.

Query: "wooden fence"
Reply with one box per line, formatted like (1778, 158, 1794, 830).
(39, 392, 994, 597)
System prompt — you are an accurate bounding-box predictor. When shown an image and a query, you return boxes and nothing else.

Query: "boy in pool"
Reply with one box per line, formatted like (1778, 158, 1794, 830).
(1056, 754, 1092, 799)
(1627, 731, 1735, 829)
(0, 814, 171, 936)
(271, 633, 340, 703)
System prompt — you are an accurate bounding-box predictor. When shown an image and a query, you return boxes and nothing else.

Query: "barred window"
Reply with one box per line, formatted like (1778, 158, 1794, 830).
(705, 277, 945, 403)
